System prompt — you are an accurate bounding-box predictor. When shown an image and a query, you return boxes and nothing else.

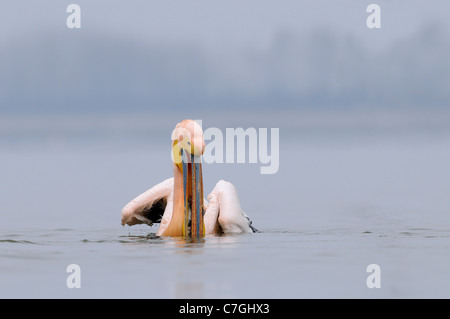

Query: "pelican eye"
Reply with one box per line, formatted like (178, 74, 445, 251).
(187, 141, 191, 145)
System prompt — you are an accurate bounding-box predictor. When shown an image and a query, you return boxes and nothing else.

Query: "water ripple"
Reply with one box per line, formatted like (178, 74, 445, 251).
(0, 239, 41, 245)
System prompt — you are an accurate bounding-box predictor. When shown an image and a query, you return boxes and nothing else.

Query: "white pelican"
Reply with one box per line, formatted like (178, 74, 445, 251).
(121, 119, 257, 237)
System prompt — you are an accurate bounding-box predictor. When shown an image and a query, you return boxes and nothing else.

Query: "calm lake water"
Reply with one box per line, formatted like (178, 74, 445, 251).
(1, 111, 450, 298)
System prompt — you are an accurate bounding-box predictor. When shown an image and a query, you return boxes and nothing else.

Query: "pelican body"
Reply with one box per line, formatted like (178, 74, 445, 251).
(121, 119, 257, 237)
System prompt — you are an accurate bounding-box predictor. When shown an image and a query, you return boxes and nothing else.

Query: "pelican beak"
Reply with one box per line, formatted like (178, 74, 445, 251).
(180, 149, 205, 238)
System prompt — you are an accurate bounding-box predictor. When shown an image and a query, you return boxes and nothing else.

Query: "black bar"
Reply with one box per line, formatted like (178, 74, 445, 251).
(0, 299, 442, 317)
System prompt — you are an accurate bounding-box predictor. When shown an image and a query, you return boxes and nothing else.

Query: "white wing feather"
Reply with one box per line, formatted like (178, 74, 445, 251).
(122, 178, 256, 235)
(206, 180, 254, 234)
(121, 178, 173, 227)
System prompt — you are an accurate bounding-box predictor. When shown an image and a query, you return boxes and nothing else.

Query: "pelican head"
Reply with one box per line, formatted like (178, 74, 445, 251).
(171, 119, 205, 159)
(171, 119, 205, 238)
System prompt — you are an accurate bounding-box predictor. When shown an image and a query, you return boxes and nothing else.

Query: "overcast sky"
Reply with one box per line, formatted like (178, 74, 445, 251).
(1, 1, 448, 49)
(1, 1, 449, 114)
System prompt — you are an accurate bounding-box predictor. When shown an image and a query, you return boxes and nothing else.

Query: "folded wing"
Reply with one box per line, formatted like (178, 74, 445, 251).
(205, 180, 257, 234)
(121, 178, 174, 227)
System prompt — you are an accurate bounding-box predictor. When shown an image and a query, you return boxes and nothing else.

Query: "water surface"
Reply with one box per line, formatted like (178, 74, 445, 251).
(1, 111, 450, 298)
